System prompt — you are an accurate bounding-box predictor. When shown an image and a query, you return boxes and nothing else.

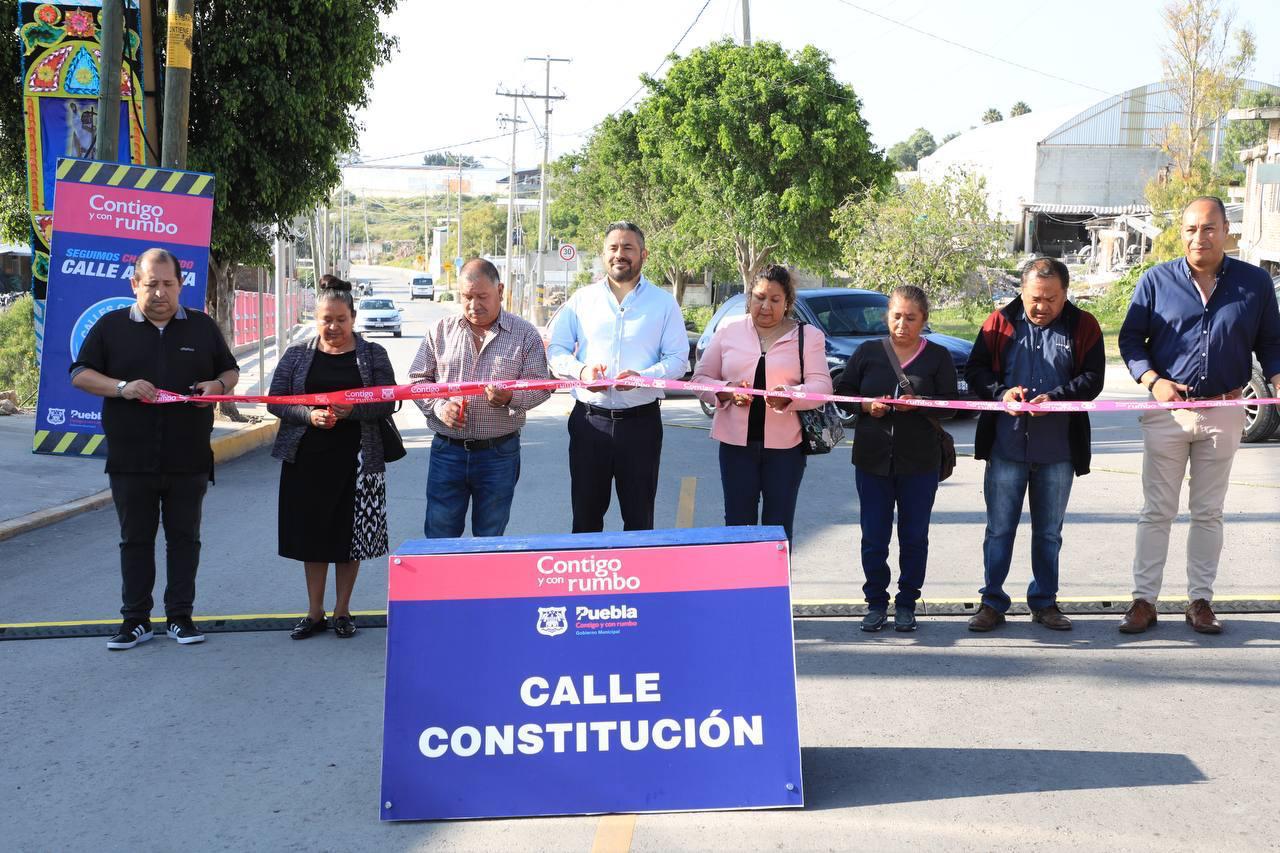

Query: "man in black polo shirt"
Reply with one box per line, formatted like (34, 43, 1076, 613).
(71, 247, 239, 650)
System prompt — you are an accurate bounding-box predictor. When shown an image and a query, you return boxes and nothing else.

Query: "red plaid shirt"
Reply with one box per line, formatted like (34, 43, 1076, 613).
(409, 310, 551, 439)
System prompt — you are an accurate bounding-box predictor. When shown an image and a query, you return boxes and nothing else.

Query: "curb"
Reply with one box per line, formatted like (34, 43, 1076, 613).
(0, 420, 279, 543)
(4, 598, 1280, 640)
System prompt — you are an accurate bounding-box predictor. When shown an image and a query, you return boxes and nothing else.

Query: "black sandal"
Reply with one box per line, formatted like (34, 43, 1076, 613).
(290, 615, 327, 640)
(333, 615, 357, 639)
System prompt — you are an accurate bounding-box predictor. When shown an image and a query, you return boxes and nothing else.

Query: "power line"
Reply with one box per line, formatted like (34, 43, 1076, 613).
(828, 0, 1110, 95)
(560, 0, 715, 141)
(353, 129, 534, 165)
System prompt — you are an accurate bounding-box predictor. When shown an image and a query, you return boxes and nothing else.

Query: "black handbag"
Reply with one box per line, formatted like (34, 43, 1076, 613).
(880, 337, 955, 481)
(379, 401, 406, 463)
(795, 324, 845, 455)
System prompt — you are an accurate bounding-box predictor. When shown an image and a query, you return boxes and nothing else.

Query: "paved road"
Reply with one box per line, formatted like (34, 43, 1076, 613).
(2, 264, 1278, 851)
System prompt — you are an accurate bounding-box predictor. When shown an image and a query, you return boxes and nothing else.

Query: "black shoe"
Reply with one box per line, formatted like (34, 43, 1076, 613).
(107, 619, 153, 650)
(333, 615, 357, 639)
(860, 610, 887, 632)
(893, 609, 918, 632)
(290, 615, 328, 640)
(166, 615, 206, 644)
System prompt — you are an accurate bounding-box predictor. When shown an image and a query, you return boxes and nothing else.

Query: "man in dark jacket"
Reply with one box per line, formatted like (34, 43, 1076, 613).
(964, 257, 1104, 632)
(71, 248, 239, 650)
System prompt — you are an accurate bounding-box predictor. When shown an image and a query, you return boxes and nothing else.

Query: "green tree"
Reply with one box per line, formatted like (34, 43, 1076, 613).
(176, 1, 398, 339)
(423, 151, 481, 167)
(1010, 100, 1032, 117)
(941, 130, 962, 144)
(981, 108, 1003, 124)
(1145, 159, 1227, 258)
(550, 111, 711, 304)
(833, 169, 1007, 311)
(887, 127, 937, 170)
(636, 39, 891, 288)
(1158, 0, 1255, 181)
(1221, 89, 1280, 169)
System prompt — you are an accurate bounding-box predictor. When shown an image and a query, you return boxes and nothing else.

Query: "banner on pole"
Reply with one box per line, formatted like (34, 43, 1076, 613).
(33, 158, 214, 456)
(380, 527, 803, 821)
(17, 1, 149, 359)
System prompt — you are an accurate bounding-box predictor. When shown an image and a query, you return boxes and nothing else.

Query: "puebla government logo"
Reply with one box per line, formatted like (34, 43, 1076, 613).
(536, 607, 567, 637)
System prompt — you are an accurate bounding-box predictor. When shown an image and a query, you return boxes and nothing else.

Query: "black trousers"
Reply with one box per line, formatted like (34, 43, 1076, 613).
(109, 472, 209, 620)
(567, 401, 663, 533)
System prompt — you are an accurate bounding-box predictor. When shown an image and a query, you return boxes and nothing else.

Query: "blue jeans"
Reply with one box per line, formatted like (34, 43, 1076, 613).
(718, 441, 807, 543)
(855, 468, 939, 612)
(424, 434, 521, 539)
(980, 457, 1074, 612)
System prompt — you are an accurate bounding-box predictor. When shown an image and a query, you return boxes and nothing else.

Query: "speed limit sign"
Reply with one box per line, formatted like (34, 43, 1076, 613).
(558, 243, 577, 262)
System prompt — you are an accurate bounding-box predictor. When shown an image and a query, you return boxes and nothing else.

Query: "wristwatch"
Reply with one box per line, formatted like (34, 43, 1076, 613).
(1143, 375, 1159, 391)
(115, 380, 127, 397)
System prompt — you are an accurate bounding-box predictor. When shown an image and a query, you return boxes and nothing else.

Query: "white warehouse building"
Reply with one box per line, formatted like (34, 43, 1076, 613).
(918, 80, 1280, 256)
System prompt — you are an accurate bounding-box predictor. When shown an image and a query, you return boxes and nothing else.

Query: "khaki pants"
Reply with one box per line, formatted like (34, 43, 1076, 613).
(1132, 404, 1246, 602)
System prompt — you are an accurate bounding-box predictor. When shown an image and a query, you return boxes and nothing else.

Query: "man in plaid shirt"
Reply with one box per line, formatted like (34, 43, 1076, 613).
(410, 259, 552, 538)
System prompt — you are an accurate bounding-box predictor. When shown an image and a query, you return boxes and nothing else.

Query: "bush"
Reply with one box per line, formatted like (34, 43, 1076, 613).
(1095, 260, 1155, 318)
(437, 292, 454, 302)
(682, 304, 713, 332)
(0, 295, 40, 403)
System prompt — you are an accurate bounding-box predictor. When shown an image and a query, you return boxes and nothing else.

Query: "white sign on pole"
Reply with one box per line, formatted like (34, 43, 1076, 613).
(558, 243, 577, 262)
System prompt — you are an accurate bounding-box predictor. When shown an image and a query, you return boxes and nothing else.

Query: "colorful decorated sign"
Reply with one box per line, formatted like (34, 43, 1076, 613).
(33, 158, 214, 456)
(380, 527, 804, 821)
(17, 1, 148, 356)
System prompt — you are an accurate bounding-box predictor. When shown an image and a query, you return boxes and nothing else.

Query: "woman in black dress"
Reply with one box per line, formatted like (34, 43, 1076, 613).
(268, 276, 397, 639)
(834, 285, 957, 634)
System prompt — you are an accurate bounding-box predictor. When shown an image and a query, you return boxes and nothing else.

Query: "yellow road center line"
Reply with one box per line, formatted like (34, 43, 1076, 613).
(676, 476, 697, 528)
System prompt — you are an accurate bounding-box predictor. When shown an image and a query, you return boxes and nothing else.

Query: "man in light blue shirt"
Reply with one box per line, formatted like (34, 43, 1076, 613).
(547, 221, 690, 532)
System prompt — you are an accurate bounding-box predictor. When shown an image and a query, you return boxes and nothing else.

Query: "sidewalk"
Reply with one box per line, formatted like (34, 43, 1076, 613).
(0, 410, 279, 540)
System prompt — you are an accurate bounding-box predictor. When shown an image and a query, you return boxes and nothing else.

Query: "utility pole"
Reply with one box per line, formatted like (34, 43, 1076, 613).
(741, 0, 752, 46)
(497, 113, 527, 311)
(524, 55, 570, 324)
(160, 0, 194, 169)
(95, 0, 124, 161)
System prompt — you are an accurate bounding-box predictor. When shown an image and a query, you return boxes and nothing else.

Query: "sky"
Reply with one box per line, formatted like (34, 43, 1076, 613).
(350, 0, 1280, 189)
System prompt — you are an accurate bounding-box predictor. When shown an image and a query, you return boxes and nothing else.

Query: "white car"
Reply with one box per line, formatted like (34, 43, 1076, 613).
(356, 298, 402, 337)
(410, 276, 435, 300)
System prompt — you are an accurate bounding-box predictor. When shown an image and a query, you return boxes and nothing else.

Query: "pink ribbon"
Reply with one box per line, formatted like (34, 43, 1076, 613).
(150, 376, 1278, 413)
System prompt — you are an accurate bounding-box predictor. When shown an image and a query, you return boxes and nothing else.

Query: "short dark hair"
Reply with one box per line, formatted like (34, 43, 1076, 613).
(888, 284, 930, 319)
(134, 247, 182, 281)
(1183, 195, 1228, 223)
(604, 220, 645, 248)
(317, 274, 354, 314)
(460, 258, 501, 286)
(1021, 257, 1069, 289)
(752, 263, 795, 309)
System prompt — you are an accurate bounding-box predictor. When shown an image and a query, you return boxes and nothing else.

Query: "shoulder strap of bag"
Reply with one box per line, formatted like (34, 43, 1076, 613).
(881, 337, 945, 435)
(797, 321, 804, 376)
(880, 336, 914, 394)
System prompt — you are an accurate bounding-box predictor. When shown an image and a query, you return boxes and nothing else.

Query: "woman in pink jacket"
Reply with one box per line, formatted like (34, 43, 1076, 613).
(692, 265, 833, 542)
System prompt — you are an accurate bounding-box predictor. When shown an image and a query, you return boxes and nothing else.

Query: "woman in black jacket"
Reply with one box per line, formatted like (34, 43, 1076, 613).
(834, 285, 957, 633)
(268, 277, 397, 640)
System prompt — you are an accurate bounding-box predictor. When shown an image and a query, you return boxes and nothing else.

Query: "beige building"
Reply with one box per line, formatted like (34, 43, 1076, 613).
(1231, 106, 1280, 275)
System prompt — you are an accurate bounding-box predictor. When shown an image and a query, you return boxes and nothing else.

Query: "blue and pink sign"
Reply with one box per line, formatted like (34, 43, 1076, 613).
(34, 158, 214, 455)
(380, 527, 804, 821)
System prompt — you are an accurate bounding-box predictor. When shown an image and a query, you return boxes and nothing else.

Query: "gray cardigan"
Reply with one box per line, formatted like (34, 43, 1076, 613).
(268, 335, 397, 472)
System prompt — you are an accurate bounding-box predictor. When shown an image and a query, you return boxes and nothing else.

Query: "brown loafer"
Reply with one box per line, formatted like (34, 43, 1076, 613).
(1118, 598, 1158, 634)
(1186, 598, 1222, 634)
(967, 604, 1005, 632)
(1030, 605, 1072, 631)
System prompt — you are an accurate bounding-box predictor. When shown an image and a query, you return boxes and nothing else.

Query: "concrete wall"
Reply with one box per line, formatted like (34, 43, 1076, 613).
(1237, 120, 1280, 269)
(1033, 146, 1167, 207)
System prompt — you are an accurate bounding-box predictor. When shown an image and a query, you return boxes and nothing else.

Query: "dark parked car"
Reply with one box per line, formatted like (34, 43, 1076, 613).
(694, 289, 975, 422)
(1241, 276, 1280, 443)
